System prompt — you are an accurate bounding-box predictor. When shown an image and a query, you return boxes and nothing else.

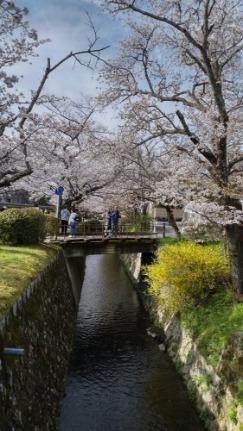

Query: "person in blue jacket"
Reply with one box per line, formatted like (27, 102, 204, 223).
(106, 209, 112, 236)
(111, 208, 121, 235)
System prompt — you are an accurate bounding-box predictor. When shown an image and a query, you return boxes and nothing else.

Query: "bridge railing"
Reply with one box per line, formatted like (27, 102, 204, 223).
(53, 221, 166, 240)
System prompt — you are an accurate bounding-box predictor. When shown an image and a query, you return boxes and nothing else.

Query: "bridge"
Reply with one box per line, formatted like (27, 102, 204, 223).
(47, 222, 162, 257)
(61, 237, 159, 257)
(46, 222, 161, 306)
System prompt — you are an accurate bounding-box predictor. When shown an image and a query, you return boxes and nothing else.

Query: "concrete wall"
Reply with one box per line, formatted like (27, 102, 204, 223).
(149, 206, 183, 220)
(0, 251, 77, 431)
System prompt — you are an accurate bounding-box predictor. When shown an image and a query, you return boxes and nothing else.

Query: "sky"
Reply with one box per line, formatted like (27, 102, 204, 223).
(14, 0, 125, 125)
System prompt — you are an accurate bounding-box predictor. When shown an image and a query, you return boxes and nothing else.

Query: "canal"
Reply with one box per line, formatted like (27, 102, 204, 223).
(59, 254, 205, 431)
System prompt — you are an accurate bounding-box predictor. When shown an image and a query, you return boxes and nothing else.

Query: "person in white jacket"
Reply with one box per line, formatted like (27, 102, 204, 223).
(60, 207, 70, 234)
(68, 208, 79, 237)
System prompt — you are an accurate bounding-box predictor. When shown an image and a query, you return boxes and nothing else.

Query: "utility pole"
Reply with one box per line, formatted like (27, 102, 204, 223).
(50, 185, 64, 219)
(55, 186, 64, 219)
(56, 194, 62, 219)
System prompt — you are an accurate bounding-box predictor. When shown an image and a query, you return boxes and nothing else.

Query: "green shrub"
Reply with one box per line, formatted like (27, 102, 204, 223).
(0, 208, 46, 245)
(145, 242, 230, 315)
(44, 214, 58, 236)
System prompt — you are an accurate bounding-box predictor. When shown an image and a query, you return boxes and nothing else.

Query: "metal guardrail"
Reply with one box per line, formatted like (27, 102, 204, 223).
(53, 221, 167, 240)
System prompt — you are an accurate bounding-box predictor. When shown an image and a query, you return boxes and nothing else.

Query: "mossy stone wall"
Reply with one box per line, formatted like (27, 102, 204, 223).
(122, 253, 243, 431)
(0, 251, 76, 431)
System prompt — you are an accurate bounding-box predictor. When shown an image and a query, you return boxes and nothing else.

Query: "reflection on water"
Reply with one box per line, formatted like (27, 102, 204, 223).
(59, 254, 205, 431)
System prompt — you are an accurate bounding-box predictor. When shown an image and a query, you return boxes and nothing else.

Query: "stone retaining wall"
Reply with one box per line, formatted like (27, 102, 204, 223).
(0, 250, 76, 431)
(121, 253, 243, 431)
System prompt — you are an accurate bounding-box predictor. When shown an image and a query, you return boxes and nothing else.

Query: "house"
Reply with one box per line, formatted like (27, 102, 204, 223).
(0, 189, 31, 208)
(148, 203, 183, 221)
(0, 189, 54, 212)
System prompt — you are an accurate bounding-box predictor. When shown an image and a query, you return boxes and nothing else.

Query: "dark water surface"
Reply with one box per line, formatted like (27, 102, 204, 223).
(59, 254, 205, 431)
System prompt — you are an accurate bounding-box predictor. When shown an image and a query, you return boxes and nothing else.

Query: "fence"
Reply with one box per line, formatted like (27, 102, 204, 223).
(54, 221, 166, 240)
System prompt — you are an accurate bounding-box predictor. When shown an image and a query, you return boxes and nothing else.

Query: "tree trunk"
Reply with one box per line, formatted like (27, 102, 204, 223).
(225, 224, 243, 299)
(165, 206, 181, 240)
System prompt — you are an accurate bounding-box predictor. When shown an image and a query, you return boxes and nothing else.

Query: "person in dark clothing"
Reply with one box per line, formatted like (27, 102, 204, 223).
(111, 208, 121, 235)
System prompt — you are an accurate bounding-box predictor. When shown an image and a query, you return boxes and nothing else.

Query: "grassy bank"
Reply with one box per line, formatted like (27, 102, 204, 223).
(145, 240, 243, 368)
(181, 289, 243, 368)
(159, 236, 179, 246)
(0, 244, 58, 318)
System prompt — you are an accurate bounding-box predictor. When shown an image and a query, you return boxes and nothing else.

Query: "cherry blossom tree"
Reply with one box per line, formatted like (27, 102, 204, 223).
(0, 0, 41, 131)
(0, 0, 42, 187)
(0, 1, 108, 190)
(18, 98, 120, 208)
(103, 133, 189, 238)
(98, 0, 243, 297)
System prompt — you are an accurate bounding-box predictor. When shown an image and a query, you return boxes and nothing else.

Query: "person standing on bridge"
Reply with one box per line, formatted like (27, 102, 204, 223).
(60, 206, 70, 235)
(68, 207, 79, 237)
(105, 209, 112, 236)
(111, 208, 121, 235)
(104, 209, 112, 237)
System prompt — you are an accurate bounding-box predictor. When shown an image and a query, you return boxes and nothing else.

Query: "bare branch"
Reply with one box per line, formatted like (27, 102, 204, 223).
(176, 110, 217, 164)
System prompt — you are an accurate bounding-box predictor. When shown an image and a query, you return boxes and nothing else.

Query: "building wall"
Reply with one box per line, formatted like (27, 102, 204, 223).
(0, 189, 30, 205)
(153, 207, 183, 220)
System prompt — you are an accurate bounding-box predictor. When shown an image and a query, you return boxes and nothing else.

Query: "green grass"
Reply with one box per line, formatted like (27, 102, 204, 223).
(159, 236, 180, 246)
(181, 289, 243, 368)
(0, 244, 58, 318)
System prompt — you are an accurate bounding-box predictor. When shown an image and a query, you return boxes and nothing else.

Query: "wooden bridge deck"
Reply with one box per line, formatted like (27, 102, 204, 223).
(47, 233, 160, 242)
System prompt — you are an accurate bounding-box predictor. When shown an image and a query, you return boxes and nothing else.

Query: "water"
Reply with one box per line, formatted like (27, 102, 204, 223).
(59, 254, 205, 431)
